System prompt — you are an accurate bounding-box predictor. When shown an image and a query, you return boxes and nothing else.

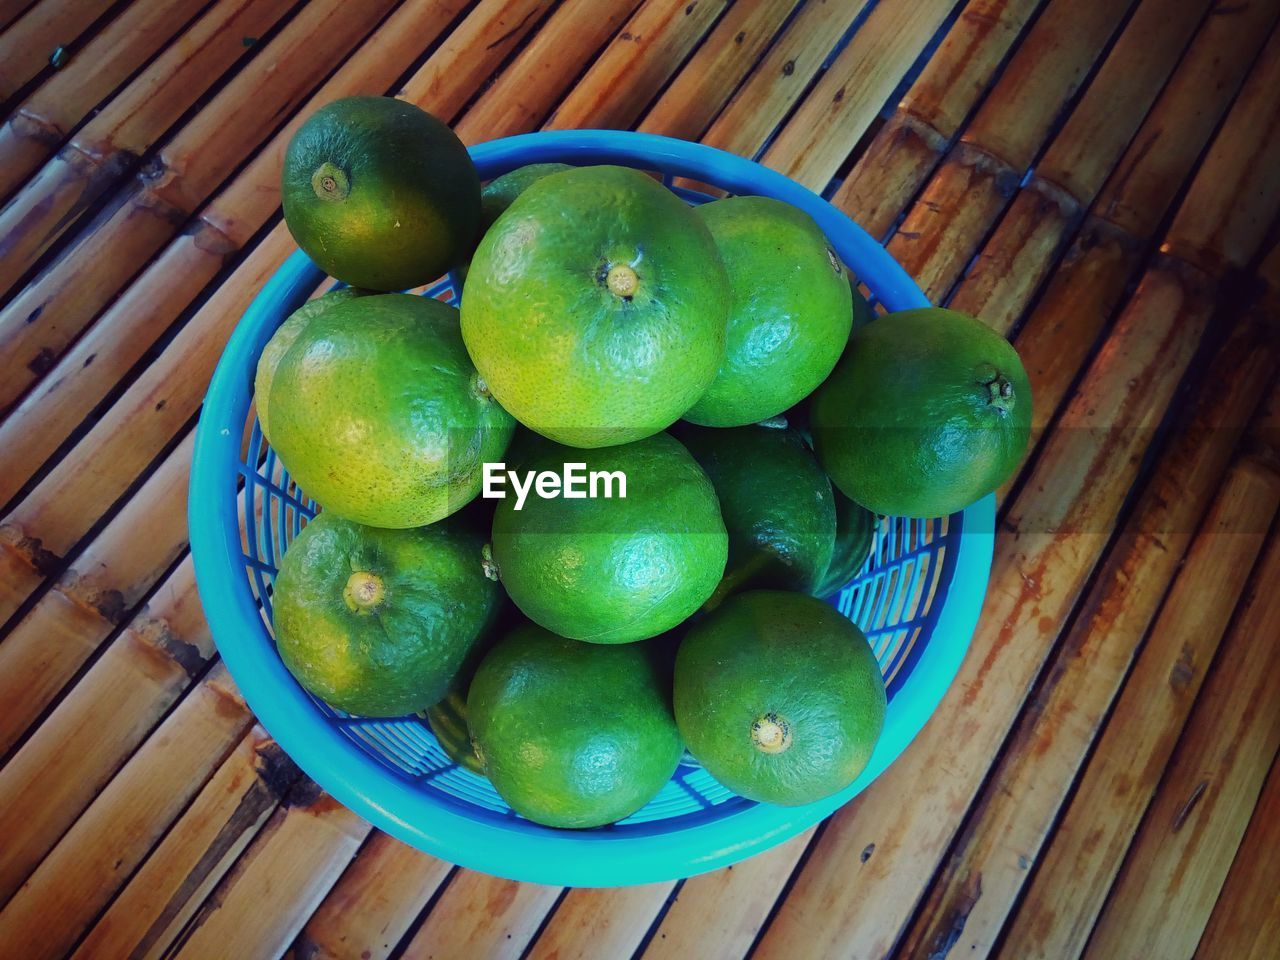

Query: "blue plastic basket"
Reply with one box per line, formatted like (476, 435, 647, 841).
(189, 130, 994, 887)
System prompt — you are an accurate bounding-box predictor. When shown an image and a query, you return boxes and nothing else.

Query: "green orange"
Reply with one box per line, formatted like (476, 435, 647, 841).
(684, 196, 853, 427)
(811, 307, 1032, 518)
(461, 165, 730, 447)
(282, 96, 480, 290)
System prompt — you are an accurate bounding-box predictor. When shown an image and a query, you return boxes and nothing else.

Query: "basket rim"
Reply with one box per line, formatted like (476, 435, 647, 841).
(189, 129, 995, 887)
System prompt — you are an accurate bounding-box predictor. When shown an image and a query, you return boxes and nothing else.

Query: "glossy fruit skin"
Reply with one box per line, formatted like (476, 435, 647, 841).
(490, 433, 728, 644)
(678, 423, 836, 599)
(461, 165, 730, 448)
(684, 196, 853, 427)
(281, 96, 480, 291)
(480, 162, 572, 231)
(273, 511, 501, 717)
(812, 491, 879, 598)
(811, 307, 1032, 518)
(255, 287, 367, 441)
(266, 293, 515, 528)
(468, 625, 683, 828)
(674, 590, 886, 806)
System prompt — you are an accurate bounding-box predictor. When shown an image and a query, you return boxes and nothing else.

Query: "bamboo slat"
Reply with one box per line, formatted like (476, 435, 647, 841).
(166, 789, 370, 960)
(526, 883, 677, 960)
(640, 830, 815, 960)
(0, 0, 116, 99)
(455, 0, 645, 143)
(0, 0, 208, 203)
(0, 0, 390, 407)
(0, 0, 476, 497)
(546, 0, 729, 131)
(1078, 520, 1280, 960)
(687, 0, 866, 160)
(292, 832, 452, 960)
(0, 663, 255, 960)
(882, 0, 1150, 299)
(831, 0, 1044, 239)
(0, 556, 213, 905)
(637, 0, 801, 141)
(0, 0, 299, 303)
(399, 872, 561, 959)
(396, 0, 552, 114)
(946, 0, 1238, 334)
(901, 447, 1280, 959)
(759, 0, 959, 190)
(70, 727, 299, 960)
(0, 222, 293, 628)
(0, 428, 193, 755)
(1193, 757, 1280, 960)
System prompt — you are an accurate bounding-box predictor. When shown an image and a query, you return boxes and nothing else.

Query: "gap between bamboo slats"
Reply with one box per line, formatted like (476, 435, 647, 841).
(0, 0, 210, 204)
(0, 0, 386, 406)
(1078, 479, 1280, 960)
(0, 0, 119, 99)
(744, 29, 1280, 955)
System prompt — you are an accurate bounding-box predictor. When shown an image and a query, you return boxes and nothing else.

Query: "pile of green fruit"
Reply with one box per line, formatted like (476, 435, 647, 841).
(259, 97, 1032, 828)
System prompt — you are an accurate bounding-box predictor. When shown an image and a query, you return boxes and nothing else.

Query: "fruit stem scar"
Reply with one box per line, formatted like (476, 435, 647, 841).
(311, 162, 350, 201)
(751, 712, 793, 754)
(471, 372, 492, 400)
(982, 370, 1015, 415)
(605, 263, 639, 299)
(343, 571, 384, 612)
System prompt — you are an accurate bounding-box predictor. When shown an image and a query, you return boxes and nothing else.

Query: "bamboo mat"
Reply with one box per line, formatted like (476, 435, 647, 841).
(0, 0, 1277, 957)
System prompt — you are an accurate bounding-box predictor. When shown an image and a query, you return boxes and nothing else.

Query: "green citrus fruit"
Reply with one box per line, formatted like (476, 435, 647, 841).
(678, 423, 836, 601)
(460, 164, 730, 448)
(490, 433, 728, 643)
(811, 307, 1032, 517)
(265, 293, 515, 528)
(480, 162, 572, 231)
(281, 96, 480, 290)
(273, 510, 500, 717)
(683, 196, 852, 427)
(255, 286, 368, 441)
(424, 685, 486, 775)
(674, 590, 886, 806)
(468, 624, 683, 828)
(813, 491, 879, 598)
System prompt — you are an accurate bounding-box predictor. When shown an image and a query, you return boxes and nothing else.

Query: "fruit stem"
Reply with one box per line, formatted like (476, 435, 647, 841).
(605, 264, 639, 299)
(481, 543, 500, 582)
(984, 371, 1015, 415)
(751, 712, 793, 755)
(343, 571, 385, 612)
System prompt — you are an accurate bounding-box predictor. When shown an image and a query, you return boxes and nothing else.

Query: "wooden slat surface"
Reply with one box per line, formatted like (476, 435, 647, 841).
(0, 2, 1277, 958)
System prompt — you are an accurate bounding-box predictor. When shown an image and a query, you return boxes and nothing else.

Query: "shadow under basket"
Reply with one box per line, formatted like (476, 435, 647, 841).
(189, 130, 995, 887)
